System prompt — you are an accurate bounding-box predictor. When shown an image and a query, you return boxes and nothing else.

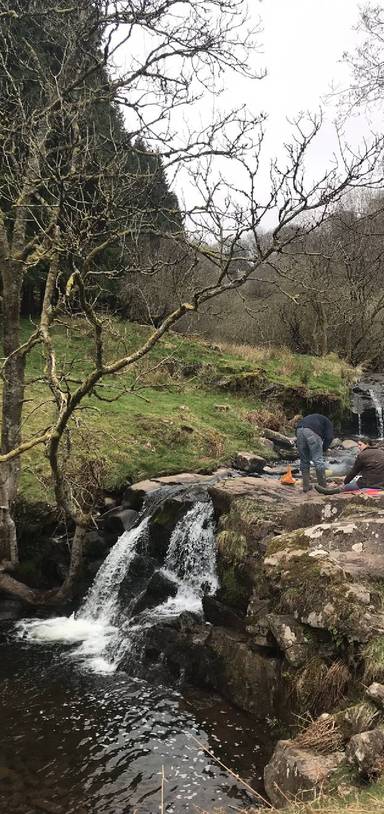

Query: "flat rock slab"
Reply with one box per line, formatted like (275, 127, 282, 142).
(131, 472, 217, 494)
(209, 475, 384, 517)
(303, 516, 384, 581)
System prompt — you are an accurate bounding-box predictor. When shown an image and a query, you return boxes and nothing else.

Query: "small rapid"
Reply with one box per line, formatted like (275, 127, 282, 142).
(17, 499, 218, 674)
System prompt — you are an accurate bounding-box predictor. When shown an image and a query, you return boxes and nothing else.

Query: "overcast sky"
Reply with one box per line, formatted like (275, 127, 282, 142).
(172, 0, 376, 224)
(246, 0, 364, 157)
(118, 0, 378, 224)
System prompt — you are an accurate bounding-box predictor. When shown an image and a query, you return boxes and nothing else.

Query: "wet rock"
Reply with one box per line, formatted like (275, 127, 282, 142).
(131, 570, 178, 615)
(99, 507, 139, 546)
(264, 429, 295, 449)
(147, 498, 191, 560)
(246, 595, 272, 636)
(342, 439, 358, 450)
(202, 595, 244, 631)
(118, 554, 157, 606)
(264, 740, 345, 808)
(85, 530, 108, 560)
(347, 727, 384, 776)
(141, 620, 212, 684)
(206, 627, 280, 715)
(0, 598, 25, 622)
(330, 438, 342, 448)
(367, 683, 384, 710)
(265, 614, 311, 666)
(232, 452, 266, 473)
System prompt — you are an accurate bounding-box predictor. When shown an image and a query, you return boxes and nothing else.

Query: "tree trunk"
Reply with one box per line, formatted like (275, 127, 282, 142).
(0, 259, 25, 561)
(55, 523, 87, 601)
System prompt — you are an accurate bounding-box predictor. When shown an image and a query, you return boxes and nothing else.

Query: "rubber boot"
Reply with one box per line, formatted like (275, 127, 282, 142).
(314, 468, 342, 495)
(302, 471, 312, 493)
(315, 468, 327, 488)
(315, 483, 343, 495)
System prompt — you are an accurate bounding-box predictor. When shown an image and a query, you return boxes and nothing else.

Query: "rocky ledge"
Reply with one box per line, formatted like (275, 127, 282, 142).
(139, 473, 384, 808)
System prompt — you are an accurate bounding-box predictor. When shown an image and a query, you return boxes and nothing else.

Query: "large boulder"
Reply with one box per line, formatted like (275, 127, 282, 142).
(265, 613, 312, 666)
(264, 429, 296, 449)
(347, 727, 384, 776)
(232, 452, 266, 473)
(202, 595, 244, 631)
(264, 740, 344, 808)
(206, 627, 280, 715)
(264, 521, 384, 643)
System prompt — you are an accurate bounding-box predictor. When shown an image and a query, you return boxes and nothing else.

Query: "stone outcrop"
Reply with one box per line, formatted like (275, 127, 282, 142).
(347, 727, 384, 776)
(264, 740, 344, 808)
(204, 474, 384, 806)
(366, 682, 384, 710)
(232, 451, 266, 473)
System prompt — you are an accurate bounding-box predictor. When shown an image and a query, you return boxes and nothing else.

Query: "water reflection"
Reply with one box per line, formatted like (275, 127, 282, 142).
(0, 631, 270, 813)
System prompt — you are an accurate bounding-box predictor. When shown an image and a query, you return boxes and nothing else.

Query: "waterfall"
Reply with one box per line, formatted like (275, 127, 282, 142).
(164, 501, 218, 596)
(18, 498, 218, 674)
(80, 518, 149, 624)
(369, 388, 384, 439)
(358, 413, 362, 437)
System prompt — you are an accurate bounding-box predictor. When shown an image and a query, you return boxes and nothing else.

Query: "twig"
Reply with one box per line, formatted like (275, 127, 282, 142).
(189, 734, 271, 808)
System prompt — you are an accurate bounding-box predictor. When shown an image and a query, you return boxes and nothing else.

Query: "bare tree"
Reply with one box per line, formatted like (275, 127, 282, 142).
(0, 1, 383, 604)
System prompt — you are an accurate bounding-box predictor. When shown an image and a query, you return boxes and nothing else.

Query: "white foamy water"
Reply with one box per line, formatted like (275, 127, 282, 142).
(17, 500, 218, 674)
(165, 501, 218, 596)
(369, 388, 384, 439)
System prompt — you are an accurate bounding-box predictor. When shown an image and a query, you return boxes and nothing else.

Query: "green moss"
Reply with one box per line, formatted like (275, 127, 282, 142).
(216, 565, 250, 612)
(266, 529, 308, 555)
(216, 529, 247, 564)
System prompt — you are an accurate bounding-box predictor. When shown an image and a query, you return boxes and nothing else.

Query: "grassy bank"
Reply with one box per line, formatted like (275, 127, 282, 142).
(15, 318, 357, 501)
(254, 780, 384, 812)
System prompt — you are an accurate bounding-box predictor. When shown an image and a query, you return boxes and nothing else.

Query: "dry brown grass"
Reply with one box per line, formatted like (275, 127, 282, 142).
(295, 660, 351, 714)
(293, 716, 344, 755)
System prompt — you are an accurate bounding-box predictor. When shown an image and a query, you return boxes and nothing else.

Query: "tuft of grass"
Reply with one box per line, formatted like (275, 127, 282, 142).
(362, 636, 384, 684)
(293, 716, 344, 755)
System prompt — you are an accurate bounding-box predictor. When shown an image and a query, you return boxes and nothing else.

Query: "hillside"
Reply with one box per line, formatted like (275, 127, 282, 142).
(15, 319, 357, 501)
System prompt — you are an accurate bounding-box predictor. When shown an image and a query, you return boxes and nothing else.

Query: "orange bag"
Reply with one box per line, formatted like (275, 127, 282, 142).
(280, 465, 296, 486)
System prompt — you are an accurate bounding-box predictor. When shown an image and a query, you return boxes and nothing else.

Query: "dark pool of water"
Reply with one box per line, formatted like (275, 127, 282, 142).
(0, 626, 273, 814)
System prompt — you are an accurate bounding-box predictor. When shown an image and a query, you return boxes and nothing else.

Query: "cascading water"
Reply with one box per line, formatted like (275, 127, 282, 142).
(358, 413, 362, 436)
(369, 388, 384, 439)
(18, 498, 218, 675)
(163, 500, 218, 601)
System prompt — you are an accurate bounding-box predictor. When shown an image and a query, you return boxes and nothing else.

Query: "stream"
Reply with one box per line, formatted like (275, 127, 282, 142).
(0, 500, 272, 814)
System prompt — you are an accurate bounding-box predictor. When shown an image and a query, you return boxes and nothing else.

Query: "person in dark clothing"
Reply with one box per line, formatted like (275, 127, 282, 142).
(295, 413, 334, 493)
(316, 438, 384, 494)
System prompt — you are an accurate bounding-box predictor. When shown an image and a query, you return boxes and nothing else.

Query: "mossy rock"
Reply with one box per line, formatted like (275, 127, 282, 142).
(264, 531, 381, 643)
(216, 565, 251, 613)
(216, 529, 247, 565)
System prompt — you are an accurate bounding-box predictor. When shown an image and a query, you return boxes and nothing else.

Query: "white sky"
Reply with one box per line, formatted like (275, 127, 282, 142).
(176, 0, 377, 225)
(118, 0, 380, 224)
(243, 0, 364, 161)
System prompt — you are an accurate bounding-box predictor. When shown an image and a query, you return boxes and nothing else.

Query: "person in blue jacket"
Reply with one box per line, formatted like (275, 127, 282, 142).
(295, 413, 334, 493)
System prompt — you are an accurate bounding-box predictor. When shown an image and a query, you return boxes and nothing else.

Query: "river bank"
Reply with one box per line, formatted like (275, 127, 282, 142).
(4, 447, 384, 812)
